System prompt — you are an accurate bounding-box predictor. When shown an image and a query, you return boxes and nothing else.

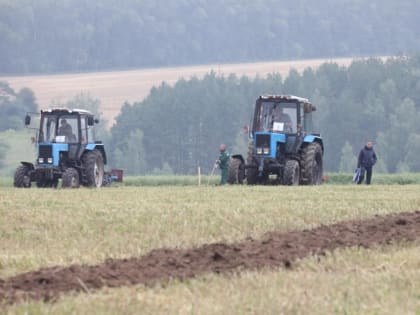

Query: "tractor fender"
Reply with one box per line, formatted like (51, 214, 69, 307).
(231, 154, 245, 165)
(303, 135, 324, 152)
(83, 143, 107, 164)
(20, 161, 35, 170)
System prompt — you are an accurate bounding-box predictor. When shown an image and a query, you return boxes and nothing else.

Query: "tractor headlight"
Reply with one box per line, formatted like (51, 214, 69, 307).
(47, 158, 53, 164)
(263, 147, 270, 155)
(38, 157, 44, 164)
(256, 147, 263, 155)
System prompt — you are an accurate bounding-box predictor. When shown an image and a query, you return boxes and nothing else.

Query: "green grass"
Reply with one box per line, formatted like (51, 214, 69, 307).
(0, 129, 36, 177)
(325, 172, 420, 185)
(1, 185, 420, 313)
(101, 172, 420, 186)
(122, 175, 219, 186)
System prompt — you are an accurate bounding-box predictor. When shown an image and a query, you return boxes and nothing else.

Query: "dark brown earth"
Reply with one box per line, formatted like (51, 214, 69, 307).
(1, 210, 420, 305)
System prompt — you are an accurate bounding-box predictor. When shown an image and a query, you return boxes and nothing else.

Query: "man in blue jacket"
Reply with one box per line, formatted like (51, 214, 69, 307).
(357, 140, 377, 185)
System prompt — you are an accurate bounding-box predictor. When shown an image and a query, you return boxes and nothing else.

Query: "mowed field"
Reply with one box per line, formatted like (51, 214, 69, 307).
(1, 184, 420, 314)
(0, 58, 355, 124)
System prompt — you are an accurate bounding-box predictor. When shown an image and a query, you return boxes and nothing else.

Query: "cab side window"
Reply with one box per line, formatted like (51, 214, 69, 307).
(81, 117, 87, 143)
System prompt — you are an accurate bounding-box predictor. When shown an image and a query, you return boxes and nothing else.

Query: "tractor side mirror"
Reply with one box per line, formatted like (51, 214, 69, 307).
(94, 118, 99, 124)
(87, 116, 95, 126)
(303, 103, 316, 113)
(25, 114, 31, 126)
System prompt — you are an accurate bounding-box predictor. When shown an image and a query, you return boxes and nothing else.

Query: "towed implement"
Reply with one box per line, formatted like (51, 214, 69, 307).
(229, 95, 323, 185)
(14, 108, 107, 188)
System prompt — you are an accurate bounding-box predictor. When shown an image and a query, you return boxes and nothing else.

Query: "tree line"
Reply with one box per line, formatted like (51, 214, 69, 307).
(0, 82, 37, 168)
(1, 55, 420, 175)
(109, 54, 420, 175)
(1, 0, 419, 74)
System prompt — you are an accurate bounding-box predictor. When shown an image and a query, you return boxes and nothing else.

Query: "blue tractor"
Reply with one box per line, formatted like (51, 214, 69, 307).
(228, 95, 324, 185)
(14, 108, 107, 188)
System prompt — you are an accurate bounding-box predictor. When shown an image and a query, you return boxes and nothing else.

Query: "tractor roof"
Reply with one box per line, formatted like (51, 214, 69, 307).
(41, 108, 94, 116)
(259, 95, 311, 104)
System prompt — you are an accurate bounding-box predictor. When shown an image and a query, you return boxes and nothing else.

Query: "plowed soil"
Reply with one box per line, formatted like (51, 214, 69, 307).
(1, 210, 420, 305)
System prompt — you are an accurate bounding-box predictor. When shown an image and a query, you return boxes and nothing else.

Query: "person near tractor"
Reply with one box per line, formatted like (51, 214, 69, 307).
(357, 140, 377, 185)
(58, 119, 73, 139)
(272, 106, 293, 132)
(216, 144, 230, 185)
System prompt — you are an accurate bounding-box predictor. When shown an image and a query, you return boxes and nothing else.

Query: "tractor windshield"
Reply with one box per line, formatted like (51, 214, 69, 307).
(255, 101, 298, 133)
(39, 114, 79, 143)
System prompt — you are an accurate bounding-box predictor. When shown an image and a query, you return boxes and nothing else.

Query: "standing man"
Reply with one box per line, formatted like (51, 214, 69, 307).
(357, 140, 377, 185)
(217, 144, 230, 185)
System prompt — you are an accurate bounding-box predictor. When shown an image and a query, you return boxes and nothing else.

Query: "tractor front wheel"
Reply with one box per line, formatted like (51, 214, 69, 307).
(283, 159, 300, 185)
(14, 165, 32, 188)
(228, 158, 245, 184)
(301, 143, 323, 185)
(62, 168, 80, 188)
(83, 150, 104, 187)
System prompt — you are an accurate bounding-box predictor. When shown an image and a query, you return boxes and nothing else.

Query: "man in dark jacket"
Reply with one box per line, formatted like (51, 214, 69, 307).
(357, 140, 377, 185)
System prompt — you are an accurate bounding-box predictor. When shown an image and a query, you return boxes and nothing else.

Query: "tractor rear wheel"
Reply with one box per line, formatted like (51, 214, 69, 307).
(246, 140, 259, 185)
(83, 150, 104, 187)
(301, 142, 323, 185)
(228, 158, 244, 184)
(62, 168, 80, 188)
(284, 160, 300, 185)
(14, 165, 32, 188)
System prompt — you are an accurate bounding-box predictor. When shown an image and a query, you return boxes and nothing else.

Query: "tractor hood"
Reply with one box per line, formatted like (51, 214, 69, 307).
(254, 132, 286, 159)
(37, 143, 68, 167)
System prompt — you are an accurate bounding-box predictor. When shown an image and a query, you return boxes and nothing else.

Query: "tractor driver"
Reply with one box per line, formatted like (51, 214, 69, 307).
(272, 106, 293, 133)
(57, 119, 73, 139)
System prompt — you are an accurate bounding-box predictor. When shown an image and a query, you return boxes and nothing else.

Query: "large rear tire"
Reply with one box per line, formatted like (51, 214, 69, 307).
(62, 168, 80, 188)
(228, 158, 245, 184)
(245, 140, 259, 185)
(300, 142, 323, 185)
(283, 160, 300, 186)
(83, 150, 104, 187)
(14, 165, 32, 188)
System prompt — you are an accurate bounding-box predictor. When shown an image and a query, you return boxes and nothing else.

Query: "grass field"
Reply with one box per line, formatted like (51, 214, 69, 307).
(1, 184, 420, 314)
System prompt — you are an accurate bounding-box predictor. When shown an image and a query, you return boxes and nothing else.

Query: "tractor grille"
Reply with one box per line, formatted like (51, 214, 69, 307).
(255, 134, 270, 148)
(38, 145, 53, 159)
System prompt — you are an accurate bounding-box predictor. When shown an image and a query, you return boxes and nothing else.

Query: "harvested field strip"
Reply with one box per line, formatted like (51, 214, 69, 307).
(1, 210, 420, 305)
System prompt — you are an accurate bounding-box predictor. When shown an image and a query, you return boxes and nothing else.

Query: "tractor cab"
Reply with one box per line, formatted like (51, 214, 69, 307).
(35, 109, 97, 145)
(254, 100, 298, 134)
(253, 95, 315, 135)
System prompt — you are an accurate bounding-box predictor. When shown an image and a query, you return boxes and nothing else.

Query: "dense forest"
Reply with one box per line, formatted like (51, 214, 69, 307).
(0, 0, 419, 74)
(109, 55, 420, 175)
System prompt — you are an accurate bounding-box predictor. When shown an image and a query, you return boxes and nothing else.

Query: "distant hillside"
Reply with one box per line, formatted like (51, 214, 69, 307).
(0, 57, 355, 123)
(0, 0, 418, 74)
